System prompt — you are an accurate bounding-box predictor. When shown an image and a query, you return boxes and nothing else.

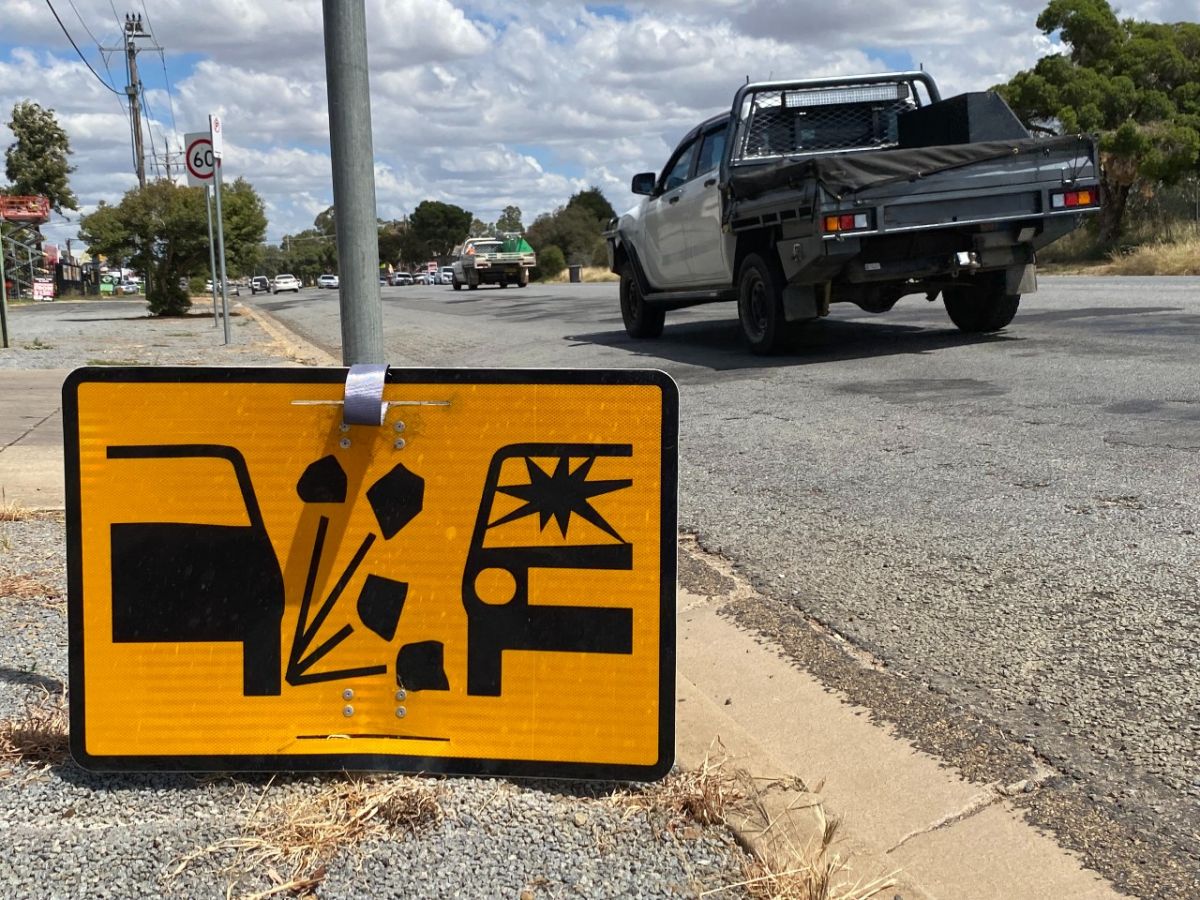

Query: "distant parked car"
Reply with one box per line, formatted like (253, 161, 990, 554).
(317, 274, 339, 289)
(250, 275, 271, 294)
(440, 266, 454, 285)
(204, 279, 240, 296)
(272, 274, 301, 293)
(390, 271, 413, 286)
(119, 281, 139, 295)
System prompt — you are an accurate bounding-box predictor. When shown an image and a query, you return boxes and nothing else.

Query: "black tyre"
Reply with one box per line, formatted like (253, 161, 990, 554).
(619, 266, 665, 338)
(943, 285, 1020, 333)
(737, 252, 791, 354)
(452, 275, 462, 291)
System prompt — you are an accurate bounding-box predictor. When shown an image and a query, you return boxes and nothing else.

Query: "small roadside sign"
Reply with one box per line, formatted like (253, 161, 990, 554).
(209, 113, 223, 160)
(184, 132, 214, 187)
(65, 367, 678, 780)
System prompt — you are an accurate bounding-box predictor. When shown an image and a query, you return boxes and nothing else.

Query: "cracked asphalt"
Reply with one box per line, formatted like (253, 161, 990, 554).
(252, 274, 1200, 898)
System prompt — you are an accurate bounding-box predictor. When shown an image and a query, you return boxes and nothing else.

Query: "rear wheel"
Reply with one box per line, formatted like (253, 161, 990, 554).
(738, 253, 792, 354)
(518, 269, 529, 288)
(619, 266, 665, 338)
(452, 274, 462, 291)
(943, 284, 1020, 333)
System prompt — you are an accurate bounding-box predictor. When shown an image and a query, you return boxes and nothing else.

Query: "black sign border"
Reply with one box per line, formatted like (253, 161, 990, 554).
(64, 366, 678, 781)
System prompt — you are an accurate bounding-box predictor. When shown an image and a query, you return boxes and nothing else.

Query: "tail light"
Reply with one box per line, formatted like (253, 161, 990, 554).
(822, 211, 872, 233)
(1050, 189, 1098, 209)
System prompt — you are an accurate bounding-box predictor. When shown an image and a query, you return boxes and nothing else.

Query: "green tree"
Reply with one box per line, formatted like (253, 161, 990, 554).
(495, 205, 524, 233)
(997, 1, 1200, 245)
(80, 179, 267, 315)
(468, 217, 494, 238)
(4, 101, 78, 214)
(313, 205, 336, 237)
(526, 203, 605, 265)
(566, 187, 615, 223)
(409, 200, 473, 259)
(533, 244, 566, 281)
(279, 229, 336, 282)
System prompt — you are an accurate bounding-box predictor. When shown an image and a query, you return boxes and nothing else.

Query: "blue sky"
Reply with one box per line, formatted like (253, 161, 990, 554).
(1, 0, 1191, 249)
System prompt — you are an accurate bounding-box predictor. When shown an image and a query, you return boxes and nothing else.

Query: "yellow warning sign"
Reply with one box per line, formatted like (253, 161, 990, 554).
(64, 368, 677, 779)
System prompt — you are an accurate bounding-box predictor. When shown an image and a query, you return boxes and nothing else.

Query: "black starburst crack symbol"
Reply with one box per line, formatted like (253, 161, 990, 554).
(489, 455, 631, 540)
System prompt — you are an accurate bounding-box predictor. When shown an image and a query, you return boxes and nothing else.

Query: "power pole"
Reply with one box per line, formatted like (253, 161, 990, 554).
(103, 14, 156, 188)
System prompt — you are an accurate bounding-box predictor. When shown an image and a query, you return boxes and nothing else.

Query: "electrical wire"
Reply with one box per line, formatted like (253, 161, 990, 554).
(156, 49, 179, 138)
(43, 0, 123, 95)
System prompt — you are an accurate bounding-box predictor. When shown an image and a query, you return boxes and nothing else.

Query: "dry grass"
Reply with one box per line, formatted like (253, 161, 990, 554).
(0, 688, 70, 770)
(0, 573, 62, 603)
(617, 742, 895, 900)
(1103, 232, 1200, 275)
(615, 743, 746, 827)
(0, 495, 30, 522)
(172, 775, 444, 897)
(544, 266, 620, 283)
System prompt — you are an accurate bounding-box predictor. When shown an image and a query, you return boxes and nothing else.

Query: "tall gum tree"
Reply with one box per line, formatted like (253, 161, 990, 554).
(997, 0, 1200, 246)
(4, 100, 78, 214)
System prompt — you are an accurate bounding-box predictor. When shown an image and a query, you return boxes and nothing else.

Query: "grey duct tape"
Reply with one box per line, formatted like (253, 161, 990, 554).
(342, 364, 389, 426)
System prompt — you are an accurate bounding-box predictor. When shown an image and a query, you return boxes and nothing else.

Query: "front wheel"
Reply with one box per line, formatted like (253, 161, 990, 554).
(738, 253, 792, 354)
(943, 285, 1020, 333)
(452, 275, 462, 291)
(619, 267, 664, 338)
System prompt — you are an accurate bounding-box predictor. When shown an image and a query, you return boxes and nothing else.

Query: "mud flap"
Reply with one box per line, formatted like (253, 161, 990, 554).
(1007, 263, 1037, 295)
(782, 284, 820, 322)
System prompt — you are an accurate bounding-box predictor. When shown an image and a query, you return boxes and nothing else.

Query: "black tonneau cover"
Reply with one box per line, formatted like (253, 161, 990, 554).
(727, 135, 1093, 201)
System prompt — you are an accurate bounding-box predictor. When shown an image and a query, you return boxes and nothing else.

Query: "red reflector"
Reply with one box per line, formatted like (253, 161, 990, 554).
(1065, 192, 1079, 207)
(839, 214, 855, 230)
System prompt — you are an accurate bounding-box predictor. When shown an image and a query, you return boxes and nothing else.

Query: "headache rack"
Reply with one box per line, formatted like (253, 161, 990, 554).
(727, 72, 942, 168)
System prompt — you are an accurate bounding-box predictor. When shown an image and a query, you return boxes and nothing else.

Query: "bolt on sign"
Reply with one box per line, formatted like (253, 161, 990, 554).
(64, 368, 677, 780)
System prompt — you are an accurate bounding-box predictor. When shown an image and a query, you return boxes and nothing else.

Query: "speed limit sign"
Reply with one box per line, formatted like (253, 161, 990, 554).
(184, 132, 214, 187)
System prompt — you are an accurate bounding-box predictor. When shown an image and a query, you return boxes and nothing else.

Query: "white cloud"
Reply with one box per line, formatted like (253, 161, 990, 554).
(0, 0, 1189, 247)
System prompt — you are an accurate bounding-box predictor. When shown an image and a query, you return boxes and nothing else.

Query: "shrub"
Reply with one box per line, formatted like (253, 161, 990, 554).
(533, 244, 566, 281)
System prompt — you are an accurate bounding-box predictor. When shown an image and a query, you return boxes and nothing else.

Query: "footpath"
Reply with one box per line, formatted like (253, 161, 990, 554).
(0, 298, 1126, 899)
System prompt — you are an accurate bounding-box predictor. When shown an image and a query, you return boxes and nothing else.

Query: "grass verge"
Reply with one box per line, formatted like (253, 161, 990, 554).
(171, 775, 444, 897)
(0, 688, 70, 770)
(614, 742, 896, 900)
(0, 494, 31, 522)
(543, 266, 620, 283)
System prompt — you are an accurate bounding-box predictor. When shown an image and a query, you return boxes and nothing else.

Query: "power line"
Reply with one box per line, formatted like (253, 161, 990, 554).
(44, 0, 123, 95)
(64, 0, 100, 45)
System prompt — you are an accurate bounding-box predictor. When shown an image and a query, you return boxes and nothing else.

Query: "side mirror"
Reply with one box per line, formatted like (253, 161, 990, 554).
(631, 172, 656, 196)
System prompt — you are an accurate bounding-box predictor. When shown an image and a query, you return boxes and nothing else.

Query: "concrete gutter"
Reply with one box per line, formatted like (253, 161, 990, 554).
(675, 538, 1125, 899)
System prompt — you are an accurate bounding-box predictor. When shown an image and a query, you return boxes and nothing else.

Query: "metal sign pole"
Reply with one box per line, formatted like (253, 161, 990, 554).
(322, 0, 384, 364)
(0, 229, 9, 349)
(205, 185, 219, 327)
(213, 162, 231, 345)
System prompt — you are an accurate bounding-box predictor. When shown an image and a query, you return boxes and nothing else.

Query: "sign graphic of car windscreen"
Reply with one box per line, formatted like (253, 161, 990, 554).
(64, 368, 678, 780)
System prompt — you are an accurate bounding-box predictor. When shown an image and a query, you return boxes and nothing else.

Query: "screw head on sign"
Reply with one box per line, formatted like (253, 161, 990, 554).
(395, 707, 407, 718)
(339, 438, 351, 449)
(395, 689, 407, 701)
(342, 688, 354, 700)
(343, 705, 354, 717)
(394, 421, 406, 433)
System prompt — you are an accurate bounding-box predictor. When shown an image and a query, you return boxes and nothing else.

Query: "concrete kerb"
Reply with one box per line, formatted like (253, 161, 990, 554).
(236, 300, 340, 366)
(675, 539, 1125, 900)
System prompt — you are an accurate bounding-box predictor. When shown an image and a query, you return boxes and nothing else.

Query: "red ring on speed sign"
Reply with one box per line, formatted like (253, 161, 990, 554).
(186, 136, 215, 182)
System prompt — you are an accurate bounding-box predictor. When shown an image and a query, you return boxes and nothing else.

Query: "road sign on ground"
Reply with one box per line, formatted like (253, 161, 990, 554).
(65, 367, 677, 779)
(184, 132, 214, 187)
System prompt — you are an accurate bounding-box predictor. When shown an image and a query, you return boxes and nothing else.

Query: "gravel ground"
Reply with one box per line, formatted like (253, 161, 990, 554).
(0, 299, 755, 898)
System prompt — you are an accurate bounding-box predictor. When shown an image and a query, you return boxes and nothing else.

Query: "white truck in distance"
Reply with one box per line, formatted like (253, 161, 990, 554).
(451, 235, 536, 290)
